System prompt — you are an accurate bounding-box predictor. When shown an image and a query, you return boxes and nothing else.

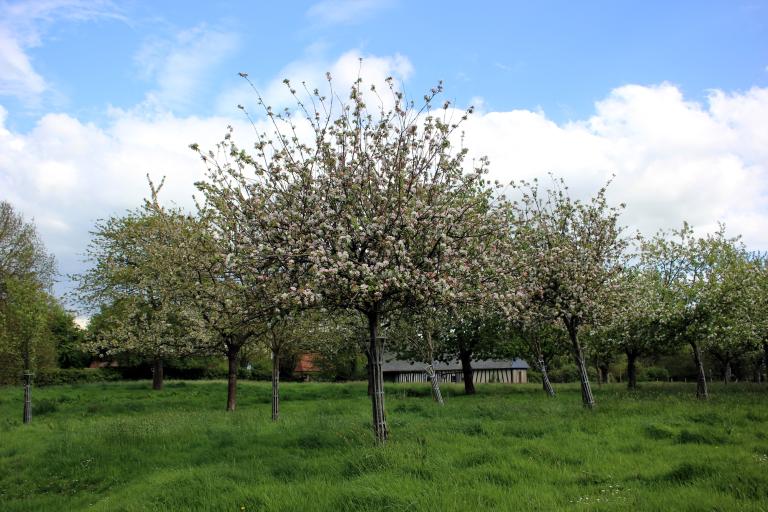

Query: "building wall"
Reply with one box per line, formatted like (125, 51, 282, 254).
(391, 368, 527, 384)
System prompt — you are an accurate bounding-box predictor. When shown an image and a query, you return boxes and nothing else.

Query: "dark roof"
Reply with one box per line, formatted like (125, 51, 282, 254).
(381, 352, 529, 372)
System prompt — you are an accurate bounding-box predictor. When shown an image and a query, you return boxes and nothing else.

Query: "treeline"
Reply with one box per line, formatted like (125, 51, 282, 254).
(5, 76, 767, 442)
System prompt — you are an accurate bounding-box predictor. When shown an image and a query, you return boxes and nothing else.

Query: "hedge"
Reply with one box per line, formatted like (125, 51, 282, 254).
(33, 368, 122, 386)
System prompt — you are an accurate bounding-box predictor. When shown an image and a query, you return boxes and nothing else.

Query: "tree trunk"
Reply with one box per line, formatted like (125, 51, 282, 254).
(762, 342, 767, 384)
(152, 358, 164, 390)
(424, 330, 444, 405)
(424, 364, 444, 405)
(22, 371, 32, 424)
(538, 358, 556, 397)
(532, 335, 555, 397)
(226, 348, 238, 411)
(690, 340, 708, 399)
(366, 350, 373, 396)
(627, 351, 638, 390)
(367, 311, 388, 443)
(597, 364, 609, 385)
(271, 347, 280, 421)
(459, 348, 475, 395)
(566, 321, 595, 408)
(724, 360, 732, 384)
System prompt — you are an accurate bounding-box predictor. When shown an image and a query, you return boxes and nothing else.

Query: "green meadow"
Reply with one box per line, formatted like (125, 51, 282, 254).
(1, 381, 766, 511)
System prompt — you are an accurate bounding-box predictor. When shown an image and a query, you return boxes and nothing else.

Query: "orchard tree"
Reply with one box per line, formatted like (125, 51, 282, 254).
(703, 246, 757, 383)
(750, 255, 768, 383)
(601, 269, 670, 389)
(437, 310, 511, 395)
(150, 178, 342, 417)
(640, 223, 746, 399)
(583, 326, 619, 385)
(140, 189, 269, 411)
(76, 207, 198, 390)
(194, 73, 510, 442)
(267, 311, 361, 419)
(510, 178, 628, 408)
(387, 307, 449, 404)
(507, 311, 567, 397)
(264, 314, 315, 421)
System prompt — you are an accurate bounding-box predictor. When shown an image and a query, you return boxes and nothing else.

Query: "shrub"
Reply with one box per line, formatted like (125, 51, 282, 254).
(526, 369, 543, 384)
(548, 364, 579, 383)
(641, 366, 670, 382)
(34, 368, 121, 386)
(548, 364, 598, 383)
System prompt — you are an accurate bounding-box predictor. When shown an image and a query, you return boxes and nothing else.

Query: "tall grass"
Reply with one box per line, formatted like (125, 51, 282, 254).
(0, 381, 766, 511)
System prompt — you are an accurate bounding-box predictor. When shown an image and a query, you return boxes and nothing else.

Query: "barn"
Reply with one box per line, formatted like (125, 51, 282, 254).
(381, 354, 529, 384)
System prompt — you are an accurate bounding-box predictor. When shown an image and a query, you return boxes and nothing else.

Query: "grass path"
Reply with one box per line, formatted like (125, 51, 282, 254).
(1, 381, 767, 511)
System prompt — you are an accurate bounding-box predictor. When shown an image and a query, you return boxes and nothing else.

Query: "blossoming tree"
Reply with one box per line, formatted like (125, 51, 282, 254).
(510, 179, 628, 408)
(195, 74, 509, 442)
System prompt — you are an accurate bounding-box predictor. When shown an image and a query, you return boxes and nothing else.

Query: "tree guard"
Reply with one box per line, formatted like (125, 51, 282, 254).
(22, 371, 33, 424)
(424, 364, 444, 405)
(367, 333, 388, 443)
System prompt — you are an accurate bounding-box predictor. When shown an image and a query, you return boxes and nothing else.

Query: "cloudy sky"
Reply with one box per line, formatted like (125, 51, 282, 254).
(1, 0, 767, 304)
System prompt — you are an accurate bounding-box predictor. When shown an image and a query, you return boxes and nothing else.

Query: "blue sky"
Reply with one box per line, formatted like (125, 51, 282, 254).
(1, 0, 767, 305)
(4, 1, 767, 127)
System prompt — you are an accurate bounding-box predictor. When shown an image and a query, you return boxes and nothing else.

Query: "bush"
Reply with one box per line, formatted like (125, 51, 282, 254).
(526, 369, 542, 384)
(34, 368, 121, 386)
(641, 366, 670, 382)
(548, 364, 598, 383)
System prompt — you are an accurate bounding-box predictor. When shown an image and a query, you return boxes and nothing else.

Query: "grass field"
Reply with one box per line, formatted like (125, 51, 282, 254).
(0, 381, 767, 511)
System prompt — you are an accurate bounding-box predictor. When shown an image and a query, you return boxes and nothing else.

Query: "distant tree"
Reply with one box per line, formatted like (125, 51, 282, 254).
(47, 303, 89, 369)
(750, 255, 768, 383)
(75, 207, 198, 390)
(311, 313, 366, 381)
(264, 315, 313, 421)
(0, 201, 55, 288)
(506, 311, 567, 397)
(0, 201, 57, 422)
(266, 311, 361, 419)
(0, 276, 51, 421)
(703, 246, 758, 383)
(136, 187, 269, 411)
(583, 326, 619, 386)
(0, 277, 48, 372)
(595, 269, 671, 390)
(510, 179, 628, 408)
(387, 307, 449, 404)
(437, 310, 511, 395)
(639, 223, 747, 399)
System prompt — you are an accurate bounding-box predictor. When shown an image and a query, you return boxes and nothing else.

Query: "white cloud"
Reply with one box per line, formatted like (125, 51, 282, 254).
(459, 83, 768, 248)
(0, 106, 255, 299)
(0, 27, 46, 98)
(135, 25, 239, 112)
(306, 0, 393, 25)
(2, 65, 768, 303)
(0, 0, 120, 102)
